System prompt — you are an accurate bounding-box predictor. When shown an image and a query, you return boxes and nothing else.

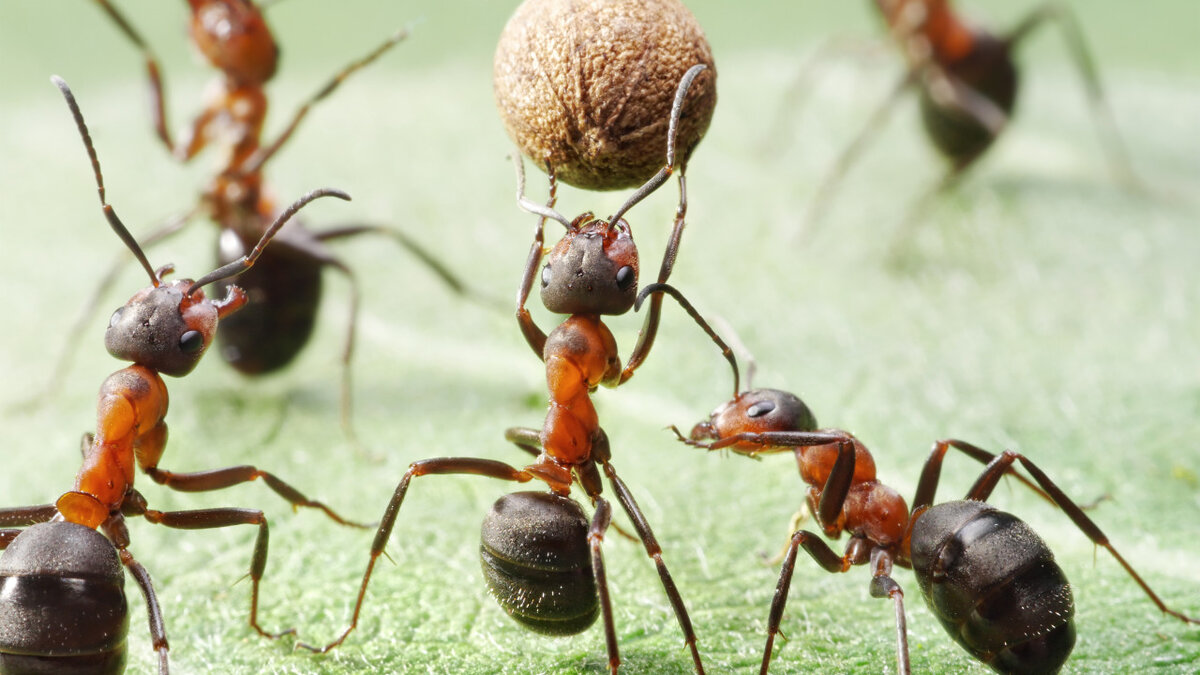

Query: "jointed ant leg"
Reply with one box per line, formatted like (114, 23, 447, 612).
(1005, 2, 1141, 188)
(867, 548, 911, 675)
(761, 531, 849, 675)
(116, 547, 171, 675)
(0, 504, 59, 527)
(968, 450, 1200, 624)
(589, 497, 620, 674)
(910, 438, 1055, 510)
(142, 464, 368, 528)
(297, 457, 532, 653)
(798, 69, 916, 243)
(138, 506, 292, 639)
(240, 27, 411, 175)
(602, 461, 706, 674)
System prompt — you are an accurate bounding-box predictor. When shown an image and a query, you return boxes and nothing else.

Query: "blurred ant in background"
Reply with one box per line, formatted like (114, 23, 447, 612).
(294, 65, 712, 674)
(0, 77, 356, 674)
(664, 297, 1197, 673)
(36, 0, 485, 443)
(794, 0, 1138, 243)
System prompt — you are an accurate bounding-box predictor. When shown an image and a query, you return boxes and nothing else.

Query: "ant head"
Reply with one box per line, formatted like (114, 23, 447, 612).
(694, 389, 818, 441)
(54, 76, 349, 376)
(187, 0, 279, 85)
(514, 64, 709, 317)
(540, 214, 638, 315)
(105, 278, 222, 377)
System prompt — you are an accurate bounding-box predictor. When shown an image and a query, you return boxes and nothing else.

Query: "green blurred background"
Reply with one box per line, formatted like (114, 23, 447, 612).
(1, 1, 1198, 673)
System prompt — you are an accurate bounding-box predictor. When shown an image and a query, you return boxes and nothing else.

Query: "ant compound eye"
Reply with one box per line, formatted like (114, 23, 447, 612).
(747, 400, 776, 418)
(541, 264, 552, 288)
(179, 330, 205, 354)
(615, 265, 634, 291)
(108, 308, 124, 328)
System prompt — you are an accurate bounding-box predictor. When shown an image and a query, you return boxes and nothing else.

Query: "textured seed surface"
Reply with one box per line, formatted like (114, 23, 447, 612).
(494, 0, 717, 190)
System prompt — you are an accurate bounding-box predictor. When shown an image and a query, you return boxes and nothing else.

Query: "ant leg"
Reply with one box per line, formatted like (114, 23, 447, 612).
(241, 27, 410, 175)
(618, 64, 709, 384)
(0, 530, 21, 548)
(761, 530, 850, 675)
(505, 426, 542, 458)
(601, 461, 706, 674)
(141, 465, 368, 528)
(313, 224, 501, 309)
(759, 36, 891, 158)
(297, 457, 532, 653)
(968, 450, 1200, 624)
(911, 438, 1056, 511)
(911, 439, 1106, 511)
(0, 505, 58, 527)
(884, 163, 963, 259)
(320, 258, 361, 447)
(619, 172, 687, 383)
(867, 548, 911, 675)
(115, 548, 170, 674)
(513, 159, 562, 359)
(138, 506, 293, 639)
(671, 427, 848, 458)
(91, 0, 174, 153)
(797, 69, 917, 243)
(1006, 2, 1140, 188)
(589, 497, 620, 674)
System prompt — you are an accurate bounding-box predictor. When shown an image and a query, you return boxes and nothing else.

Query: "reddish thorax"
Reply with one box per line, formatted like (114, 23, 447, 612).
(877, 0, 976, 65)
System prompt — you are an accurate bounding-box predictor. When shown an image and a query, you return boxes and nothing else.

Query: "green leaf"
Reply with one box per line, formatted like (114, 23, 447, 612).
(1, 1, 1197, 673)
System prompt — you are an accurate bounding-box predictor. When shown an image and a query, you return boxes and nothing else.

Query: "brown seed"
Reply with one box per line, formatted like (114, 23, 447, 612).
(494, 0, 717, 191)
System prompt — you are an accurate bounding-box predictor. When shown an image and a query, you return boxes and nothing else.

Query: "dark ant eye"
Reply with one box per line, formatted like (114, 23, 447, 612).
(615, 265, 634, 291)
(747, 400, 776, 418)
(179, 330, 205, 354)
(541, 264, 552, 288)
(108, 308, 124, 328)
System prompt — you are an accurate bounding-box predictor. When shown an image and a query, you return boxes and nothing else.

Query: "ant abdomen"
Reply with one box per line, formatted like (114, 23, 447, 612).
(919, 32, 1019, 164)
(480, 491, 599, 635)
(910, 500, 1076, 674)
(0, 522, 129, 675)
(214, 232, 322, 374)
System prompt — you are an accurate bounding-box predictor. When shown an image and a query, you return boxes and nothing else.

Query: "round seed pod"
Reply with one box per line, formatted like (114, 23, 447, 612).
(494, 0, 717, 191)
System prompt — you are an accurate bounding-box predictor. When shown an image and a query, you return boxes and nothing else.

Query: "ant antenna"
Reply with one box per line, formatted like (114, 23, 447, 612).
(635, 282, 739, 397)
(53, 75, 160, 287)
(609, 63, 707, 226)
(188, 188, 351, 293)
(512, 153, 572, 229)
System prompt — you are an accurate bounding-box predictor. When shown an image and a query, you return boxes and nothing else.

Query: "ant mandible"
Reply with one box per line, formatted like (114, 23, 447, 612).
(801, 0, 1138, 237)
(667, 316, 1198, 674)
(43, 0, 481, 440)
(294, 65, 711, 674)
(0, 77, 353, 673)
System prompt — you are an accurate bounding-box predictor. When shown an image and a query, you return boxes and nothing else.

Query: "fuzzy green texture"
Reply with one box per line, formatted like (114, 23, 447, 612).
(1, 1, 1198, 674)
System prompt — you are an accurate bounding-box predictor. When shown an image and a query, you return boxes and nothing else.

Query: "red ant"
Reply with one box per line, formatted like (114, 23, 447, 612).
(0, 77, 355, 673)
(665, 309, 1198, 674)
(293, 65, 711, 674)
(40, 0, 481, 440)
(800, 0, 1138, 239)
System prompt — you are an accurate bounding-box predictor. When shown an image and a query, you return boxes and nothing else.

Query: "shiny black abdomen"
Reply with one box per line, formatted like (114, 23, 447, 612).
(480, 491, 599, 636)
(215, 229, 322, 374)
(910, 500, 1075, 674)
(919, 31, 1019, 167)
(0, 522, 129, 675)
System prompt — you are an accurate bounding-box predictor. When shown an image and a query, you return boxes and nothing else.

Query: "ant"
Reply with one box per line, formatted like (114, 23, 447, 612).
(799, 0, 1138, 240)
(667, 314, 1198, 674)
(0, 76, 355, 673)
(294, 65, 711, 673)
(40, 0, 482, 440)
